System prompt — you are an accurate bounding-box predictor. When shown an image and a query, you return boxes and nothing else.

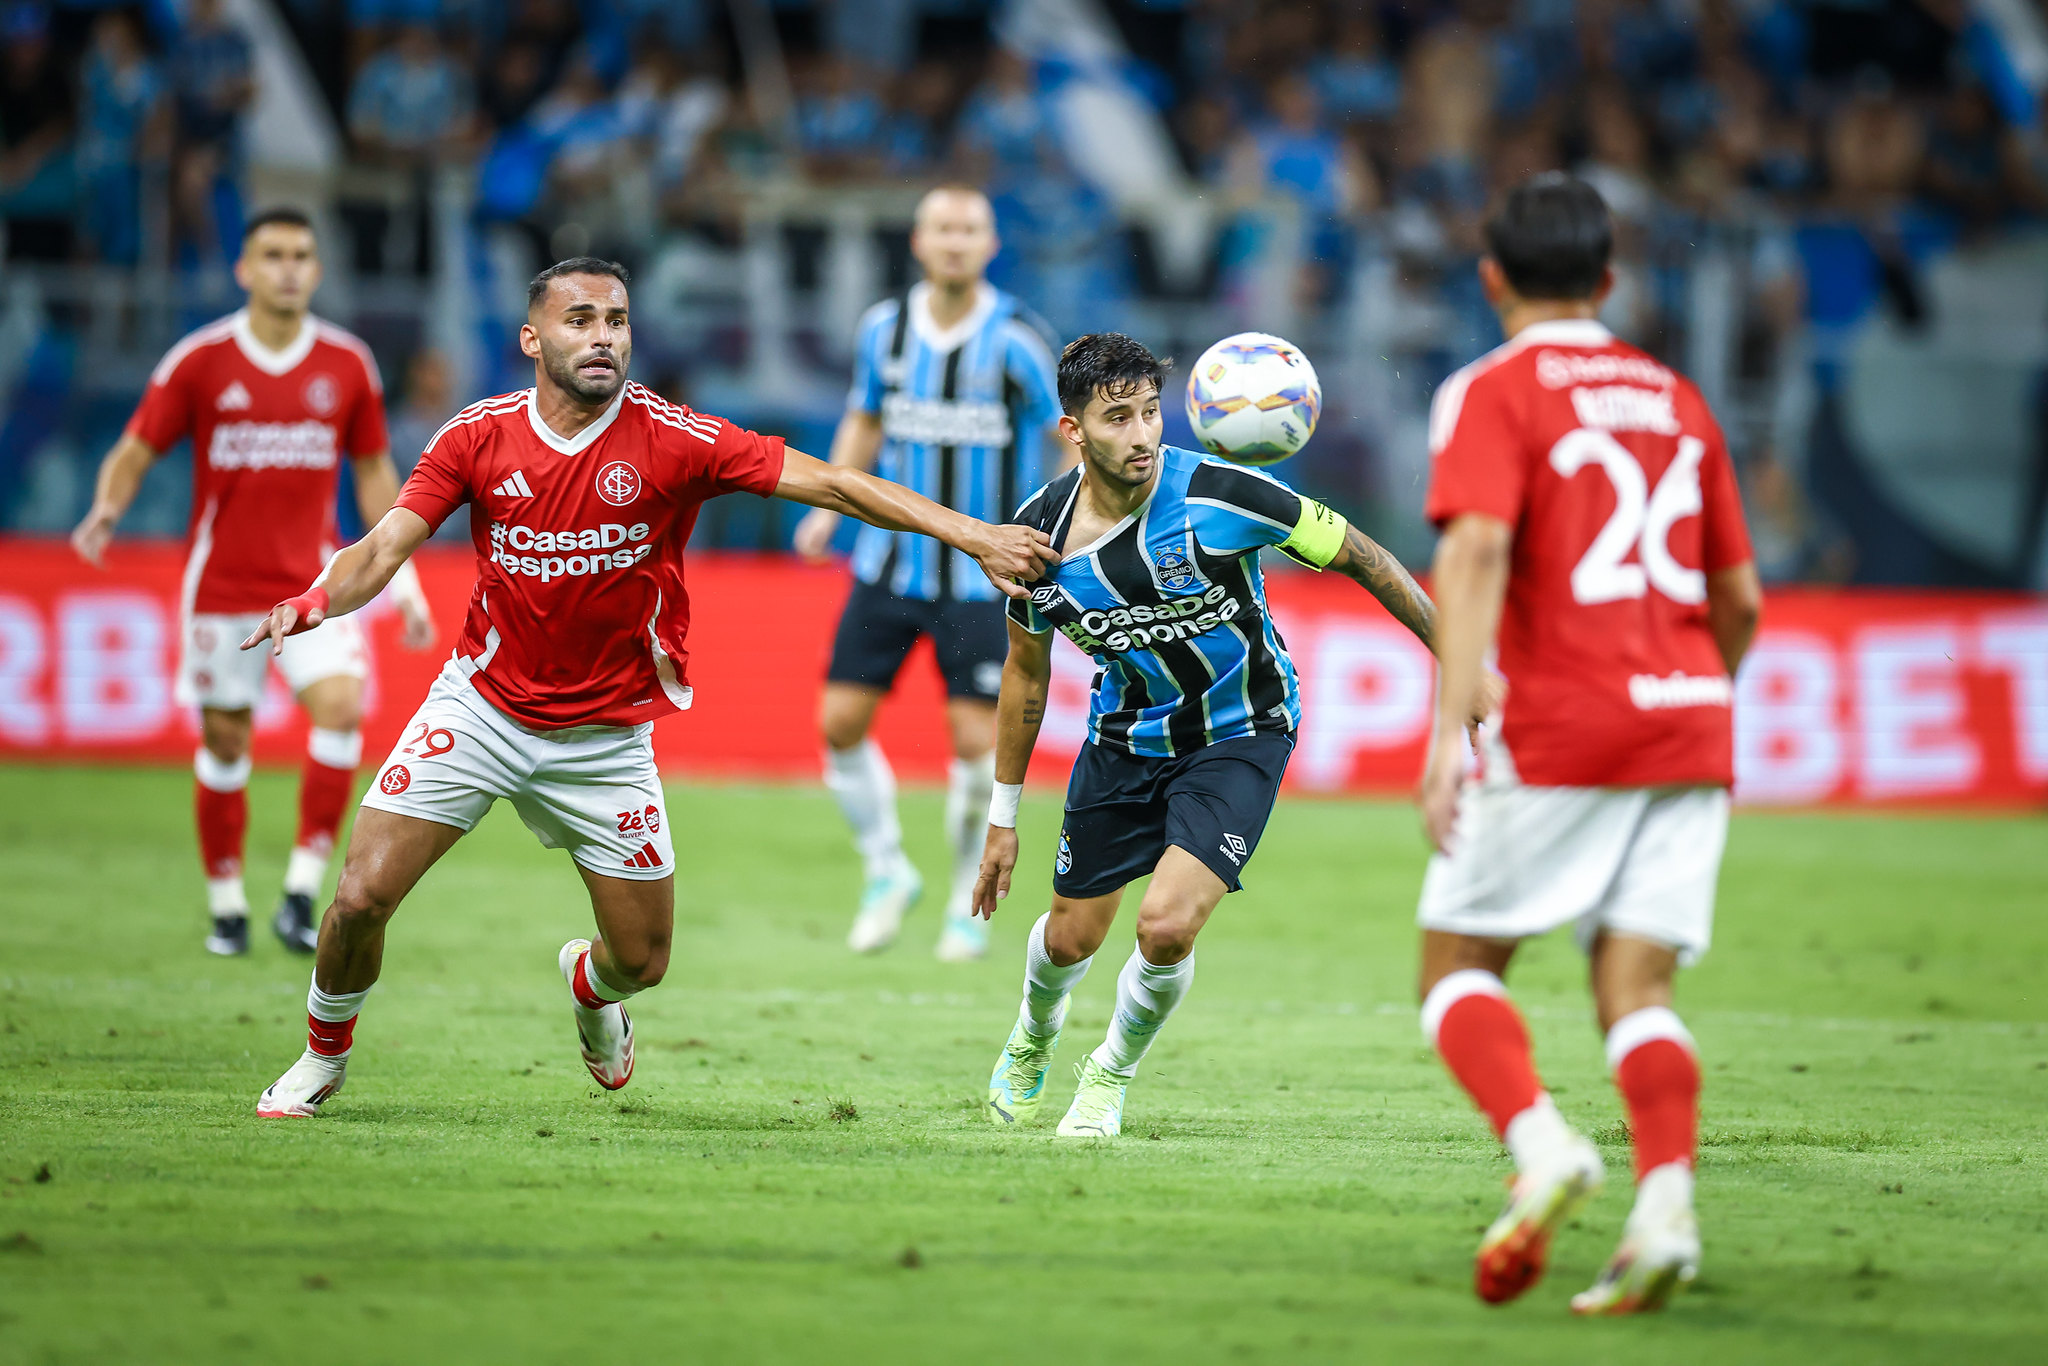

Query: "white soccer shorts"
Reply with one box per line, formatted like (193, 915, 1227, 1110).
(177, 611, 367, 710)
(358, 669, 674, 881)
(1416, 774, 1730, 966)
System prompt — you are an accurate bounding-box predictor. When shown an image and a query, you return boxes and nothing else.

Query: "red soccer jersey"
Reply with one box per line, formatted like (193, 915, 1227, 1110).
(125, 310, 388, 615)
(1425, 320, 1754, 788)
(395, 381, 785, 730)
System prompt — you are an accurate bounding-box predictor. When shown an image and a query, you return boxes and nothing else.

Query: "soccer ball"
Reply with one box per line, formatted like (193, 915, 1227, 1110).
(1184, 332, 1322, 466)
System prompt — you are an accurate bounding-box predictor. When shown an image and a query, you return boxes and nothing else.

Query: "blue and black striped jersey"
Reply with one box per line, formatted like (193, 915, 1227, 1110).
(847, 283, 1062, 602)
(1007, 447, 1347, 757)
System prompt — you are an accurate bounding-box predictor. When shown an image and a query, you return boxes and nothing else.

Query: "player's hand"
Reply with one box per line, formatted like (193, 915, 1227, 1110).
(399, 600, 437, 651)
(240, 589, 328, 657)
(1418, 730, 1466, 855)
(968, 523, 1060, 600)
(793, 508, 842, 562)
(70, 508, 116, 567)
(972, 825, 1021, 919)
(1467, 669, 1508, 752)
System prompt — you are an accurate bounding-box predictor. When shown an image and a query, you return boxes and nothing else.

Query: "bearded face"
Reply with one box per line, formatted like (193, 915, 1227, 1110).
(538, 326, 627, 404)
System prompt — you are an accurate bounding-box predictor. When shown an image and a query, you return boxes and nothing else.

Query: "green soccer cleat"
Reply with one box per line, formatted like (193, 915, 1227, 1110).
(1055, 1056, 1128, 1138)
(986, 1016, 1062, 1124)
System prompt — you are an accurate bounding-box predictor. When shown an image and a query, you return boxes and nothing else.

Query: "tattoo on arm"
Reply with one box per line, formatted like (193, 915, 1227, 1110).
(1334, 524, 1437, 647)
(1020, 694, 1044, 725)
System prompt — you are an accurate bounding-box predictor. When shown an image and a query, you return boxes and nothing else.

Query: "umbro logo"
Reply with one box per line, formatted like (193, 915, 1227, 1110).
(1219, 832, 1247, 866)
(493, 470, 535, 498)
(623, 842, 662, 871)
(216, 381, 252, 411)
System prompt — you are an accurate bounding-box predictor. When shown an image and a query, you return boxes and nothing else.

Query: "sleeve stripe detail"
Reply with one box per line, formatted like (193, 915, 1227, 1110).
(149, 316, 238, 385)
(625, 383, 720, 442)
(421, 391, 528, 456)
(1185, 495, 1291, 534)
(313, 322, 385, 394)
(1426, 334, 1540, 455)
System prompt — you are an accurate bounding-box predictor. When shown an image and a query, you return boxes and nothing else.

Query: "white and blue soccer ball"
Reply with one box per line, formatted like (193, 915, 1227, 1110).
(1184, 332, 1322, 466)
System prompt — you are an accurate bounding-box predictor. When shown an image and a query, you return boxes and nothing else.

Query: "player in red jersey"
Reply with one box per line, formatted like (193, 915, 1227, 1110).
(70, 208, 436, 958)
(1414, 176, 1763, 1313)
(240, 257, 1058, 1118)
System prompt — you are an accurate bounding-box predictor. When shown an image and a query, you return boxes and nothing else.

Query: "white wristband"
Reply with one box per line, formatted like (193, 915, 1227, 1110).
(987, 780, 1024, 829)
(388, 558, 426, 613)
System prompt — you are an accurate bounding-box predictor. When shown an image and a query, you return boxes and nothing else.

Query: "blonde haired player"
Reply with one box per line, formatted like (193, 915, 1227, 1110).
(71, 208, 435, 957)
(1415, 175, 1762, 1313)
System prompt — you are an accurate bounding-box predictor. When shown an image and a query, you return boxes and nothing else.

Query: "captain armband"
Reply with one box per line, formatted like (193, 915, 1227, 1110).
(1278, 498, 1347, 570)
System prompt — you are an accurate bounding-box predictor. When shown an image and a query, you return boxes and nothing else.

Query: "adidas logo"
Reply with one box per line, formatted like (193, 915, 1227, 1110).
(493, 470, 535, 498)
(216, 381, 252, 411)
(623, 842, 662, 871)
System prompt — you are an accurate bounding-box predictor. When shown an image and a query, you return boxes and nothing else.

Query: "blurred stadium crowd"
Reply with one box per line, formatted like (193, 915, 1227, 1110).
(2, 0, 2047, 588)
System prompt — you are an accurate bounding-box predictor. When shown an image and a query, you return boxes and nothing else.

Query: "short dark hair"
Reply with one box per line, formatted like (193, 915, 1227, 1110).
(1483, 173, 1613, 301)
(527, 257, 632, 310)
(242, 207, 314, 241)
(1057, 333, 1171, 417)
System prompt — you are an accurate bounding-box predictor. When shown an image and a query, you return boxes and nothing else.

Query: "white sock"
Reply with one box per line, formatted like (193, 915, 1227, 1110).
(1503, 1093, 1578, 1176)
(283, 846, 330, 898)
(307, 975, 370, 1062)
(943, 753, 995, 919)
(824, 740, 904, 880)
(1091, 947, 1194, 1078)
(206, 875, 248, 917)
(1631, 1161, 1696, 1230)
(1020, 912, 1090, 1036)
(582, 951, 642, 1006)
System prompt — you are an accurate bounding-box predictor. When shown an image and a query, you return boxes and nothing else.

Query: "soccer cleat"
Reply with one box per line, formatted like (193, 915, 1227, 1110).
(205, 914, 249, 956)
(1056, 1057, 1128, 1138)
(986, 1016, 1062, 1123)
(846, 860, 922, 954)
(934, 915, 988, 962)
(273, 892, 319, 954)
(1572, 1193, 1701, 1315)
(256, 1050, 347, 1117)
(1474, 1137, 1606, 1305)
(558, 939, 634, 1090)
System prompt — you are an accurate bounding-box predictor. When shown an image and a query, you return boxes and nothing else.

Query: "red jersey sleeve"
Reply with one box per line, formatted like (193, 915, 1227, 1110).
(1424, 364, 1528, 529)
(344, 354, 390, 458)
(696, 413, 785, 498)
(124, 352, 197, 454)
(1698, 420, 1754, 572)
(393, 417, 476, 532)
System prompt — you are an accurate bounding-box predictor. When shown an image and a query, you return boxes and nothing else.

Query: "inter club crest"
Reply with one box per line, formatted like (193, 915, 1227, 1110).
(379, 765, 411, 795)
(1152, 546, 1197, 592)
(303, 373, 339, 417)
(596, 461, 641, 506)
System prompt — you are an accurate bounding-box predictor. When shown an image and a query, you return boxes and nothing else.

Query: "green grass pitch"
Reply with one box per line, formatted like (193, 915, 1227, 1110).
(1, 764, 2043, 1364)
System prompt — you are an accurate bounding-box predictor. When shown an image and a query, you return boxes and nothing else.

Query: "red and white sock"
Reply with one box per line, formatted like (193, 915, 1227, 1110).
(1606, 1006, 1700, 1184)
(1423, 969, 1575, 1170)
(306, 975, 372, 1062)
(194, 749, 251, 916)
(285, 728, 360, 898)
(570, 947, 641, 1013)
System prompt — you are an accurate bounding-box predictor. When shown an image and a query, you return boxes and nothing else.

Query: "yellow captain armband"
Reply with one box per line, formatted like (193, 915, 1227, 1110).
(1278, 498, 1347, 570)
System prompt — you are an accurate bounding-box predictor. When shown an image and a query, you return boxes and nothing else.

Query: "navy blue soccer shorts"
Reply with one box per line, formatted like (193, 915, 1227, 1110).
(1051, 732, 1295, 900)
(825, 577, 1009, 700)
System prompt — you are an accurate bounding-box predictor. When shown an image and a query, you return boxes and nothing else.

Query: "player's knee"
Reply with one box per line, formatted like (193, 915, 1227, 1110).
(201, 718, 251, 765)
(1043, 915, 1102, 967)
(1134, 905, 1200, 963)
(329, 869, 401, 929)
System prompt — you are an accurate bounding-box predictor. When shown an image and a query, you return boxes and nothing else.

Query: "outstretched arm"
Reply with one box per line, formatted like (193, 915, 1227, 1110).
(350, 452, 436, 649)
(1326, 521, 1439, 650)
(774, 447, 1058, 597)
(1418, 512, 1514, 853)
(240, 507, 434, 656)
(791, 410, 886, 559)
(973, 619, 1055, 918)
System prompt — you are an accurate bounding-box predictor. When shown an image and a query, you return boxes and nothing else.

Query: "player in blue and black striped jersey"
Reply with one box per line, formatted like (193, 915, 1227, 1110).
(972, 332, 1499, 1138)
(793, 185, 1066, 963)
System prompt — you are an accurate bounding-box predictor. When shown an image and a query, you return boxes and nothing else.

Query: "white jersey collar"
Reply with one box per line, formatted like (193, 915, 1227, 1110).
(1513, 319, 1613, 348)
(230, 308, 320, 375)
(908, 281, 997, 354)
(526, 385, 626, 455)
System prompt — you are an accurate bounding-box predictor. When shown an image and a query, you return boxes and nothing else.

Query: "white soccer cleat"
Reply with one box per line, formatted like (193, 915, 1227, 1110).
(1572, 1166, 1701, 1315)
(846, 860, 922, 954)
(1056, 1057, 1128, 1138)
(256, 1050, 347, 1118)
(558, 939, 635, 1090)
(1474, 1135, 1605, 1304)
(934, 916, 988, 962)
